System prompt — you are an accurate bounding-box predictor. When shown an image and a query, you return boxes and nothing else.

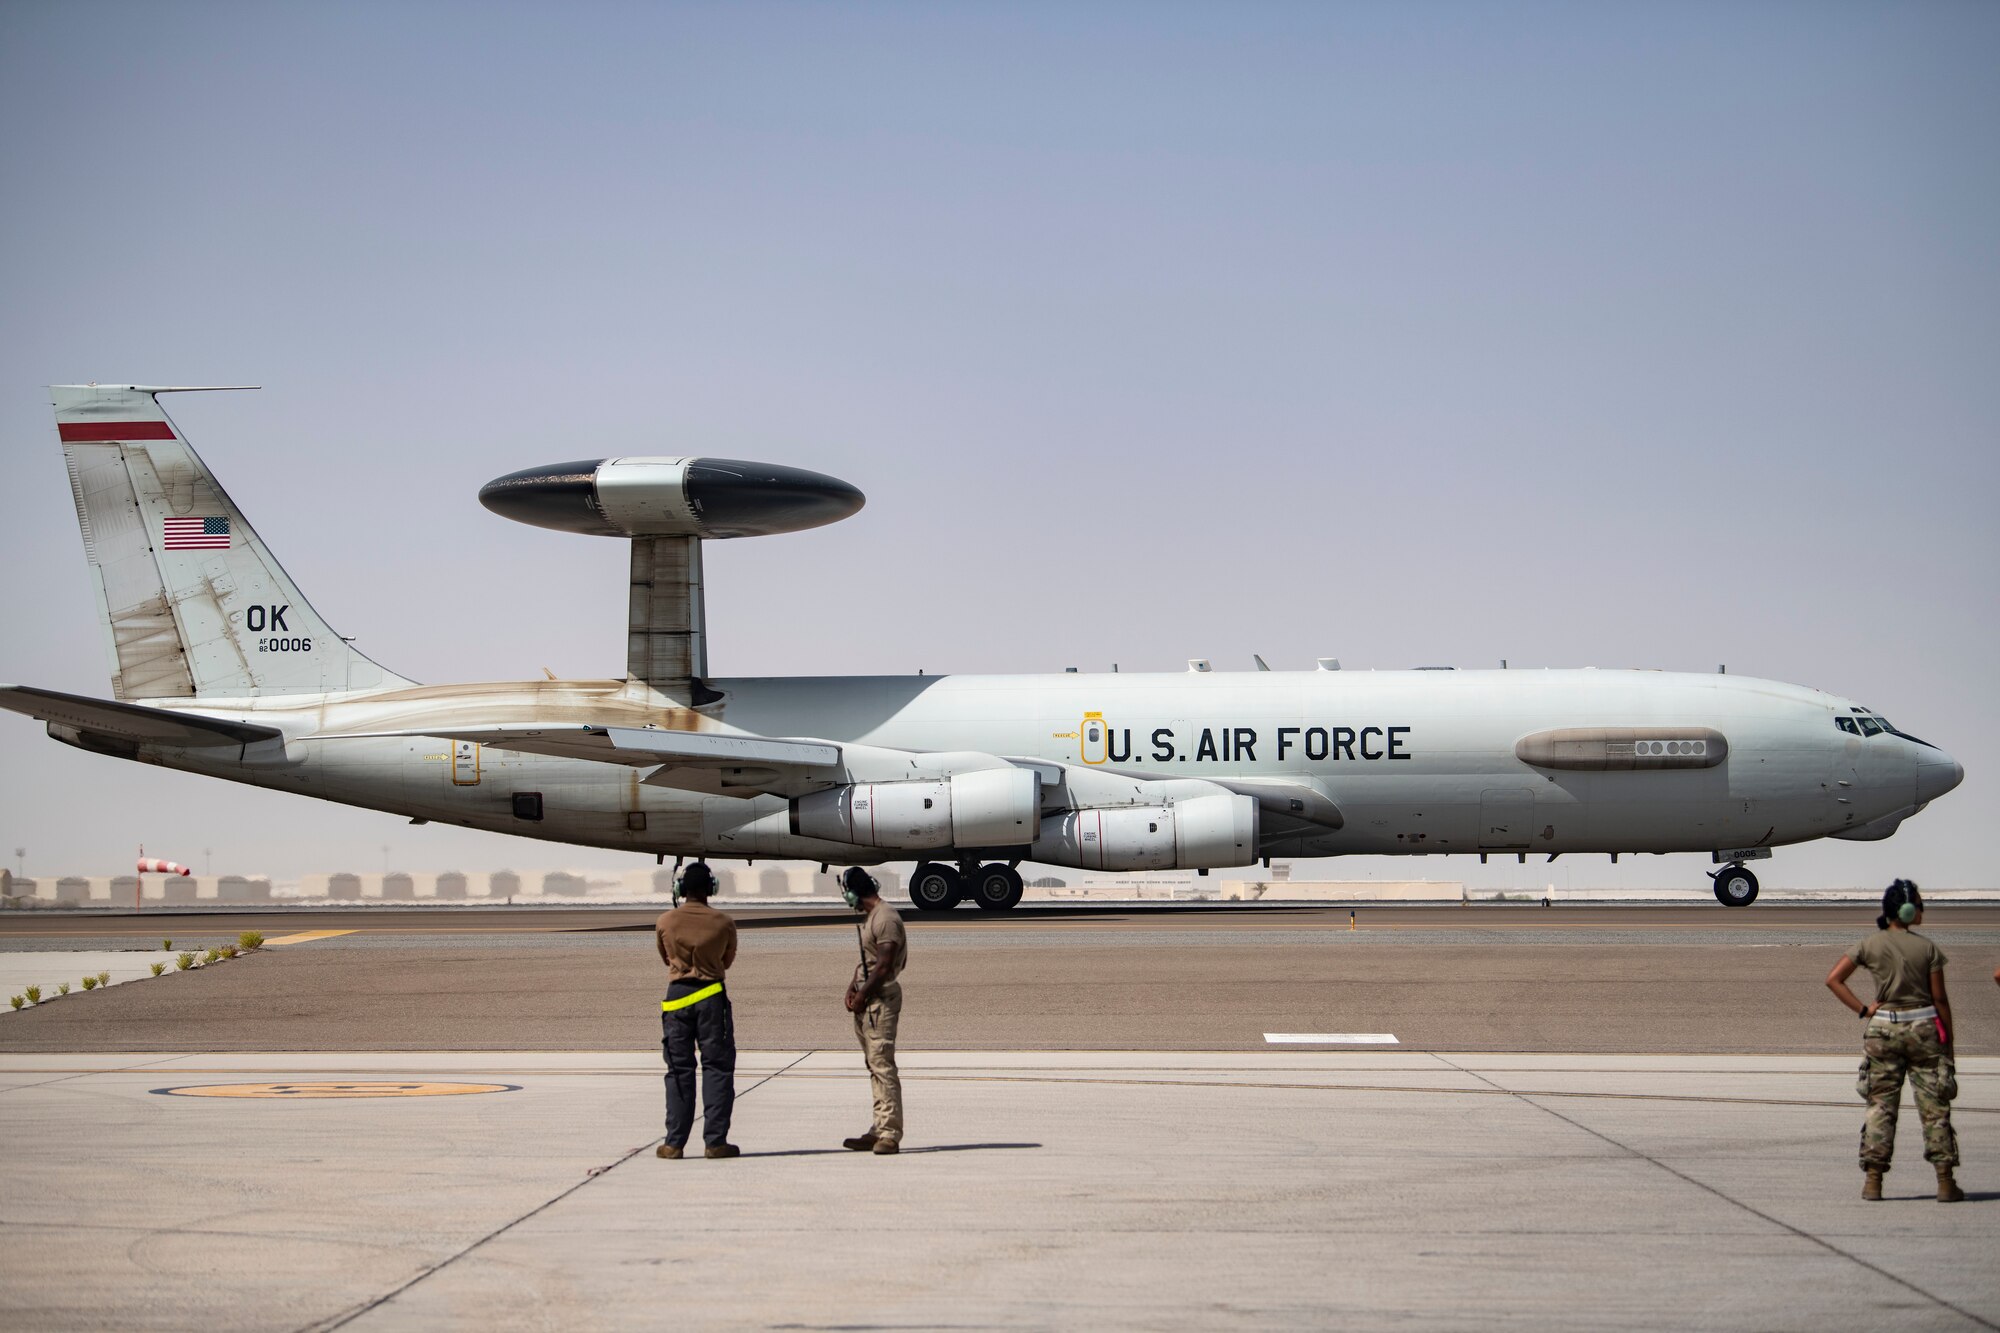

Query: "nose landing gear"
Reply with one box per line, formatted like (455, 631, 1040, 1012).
(1711, 864, 1760, 907)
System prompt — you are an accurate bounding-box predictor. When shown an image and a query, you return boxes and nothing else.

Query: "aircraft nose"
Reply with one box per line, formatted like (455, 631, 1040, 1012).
(1916, 753, 1964, 804)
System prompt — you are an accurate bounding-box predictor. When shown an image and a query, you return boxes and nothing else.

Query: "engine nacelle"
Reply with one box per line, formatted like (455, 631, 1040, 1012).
(1032, 793, 1259, 871)
(789, 768, 1040, 851)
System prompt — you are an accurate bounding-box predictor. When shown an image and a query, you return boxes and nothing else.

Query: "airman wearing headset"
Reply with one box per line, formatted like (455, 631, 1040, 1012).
(839, 867, 908, 1155)
(1825, 880, 1962, 1202)
(654, 861, 740, 1160)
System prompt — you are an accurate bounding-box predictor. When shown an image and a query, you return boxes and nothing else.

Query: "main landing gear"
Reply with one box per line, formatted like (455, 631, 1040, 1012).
(1711, 863, 1759, 908)
(908, 860, 1024, 913)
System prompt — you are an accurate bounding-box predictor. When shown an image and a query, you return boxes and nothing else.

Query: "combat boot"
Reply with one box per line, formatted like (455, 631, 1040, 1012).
(656, 1144, 683, 1160)
(1862, 1169, 1883, 1201)
(842, 1132, 878, 1152)
(1936, 1165, 1964, 1203)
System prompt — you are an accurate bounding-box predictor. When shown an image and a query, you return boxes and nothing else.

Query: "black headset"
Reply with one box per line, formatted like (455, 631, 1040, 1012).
(673, 861, 716, 907)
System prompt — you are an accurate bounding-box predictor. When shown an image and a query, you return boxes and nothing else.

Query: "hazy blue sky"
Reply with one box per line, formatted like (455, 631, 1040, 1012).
(2, 1, 1994, 888)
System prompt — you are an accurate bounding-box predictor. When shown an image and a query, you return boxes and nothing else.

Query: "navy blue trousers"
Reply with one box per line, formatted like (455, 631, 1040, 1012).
(662, 979, 735, 1148)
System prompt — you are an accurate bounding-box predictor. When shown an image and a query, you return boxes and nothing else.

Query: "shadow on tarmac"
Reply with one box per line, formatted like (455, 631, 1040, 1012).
(727, 1143, 1043, 1159)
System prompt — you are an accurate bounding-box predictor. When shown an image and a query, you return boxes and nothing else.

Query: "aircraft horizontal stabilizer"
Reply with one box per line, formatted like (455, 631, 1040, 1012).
(0, 684, 282, 748)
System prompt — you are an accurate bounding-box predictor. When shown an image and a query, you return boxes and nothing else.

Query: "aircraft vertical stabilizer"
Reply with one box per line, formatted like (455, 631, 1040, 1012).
(50, 385, 409, 700)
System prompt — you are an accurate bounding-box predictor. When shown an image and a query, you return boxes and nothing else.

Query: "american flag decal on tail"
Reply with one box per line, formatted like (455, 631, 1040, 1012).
(163, 516, 231, 550)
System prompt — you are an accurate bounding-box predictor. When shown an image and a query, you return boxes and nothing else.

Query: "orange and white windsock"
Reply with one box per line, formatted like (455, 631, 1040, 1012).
(136, 858, 191, 877)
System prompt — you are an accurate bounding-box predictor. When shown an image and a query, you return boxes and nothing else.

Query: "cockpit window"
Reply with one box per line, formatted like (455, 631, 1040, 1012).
(1857, 716, 1884, 737)
(1836, 717, 1860, 735)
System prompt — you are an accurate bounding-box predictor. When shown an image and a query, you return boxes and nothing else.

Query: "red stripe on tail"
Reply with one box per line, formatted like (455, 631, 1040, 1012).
(59, 421, 176, 442)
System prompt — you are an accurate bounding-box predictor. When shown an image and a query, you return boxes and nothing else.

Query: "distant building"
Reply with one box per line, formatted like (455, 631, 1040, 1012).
(491, 870, 522, 898)
(435, 872, 468, 900)
(328, 873, 363, 899)
(216, 876, 270, 902)
(542, 871, 589, 896)
(381, 872, 416, 900)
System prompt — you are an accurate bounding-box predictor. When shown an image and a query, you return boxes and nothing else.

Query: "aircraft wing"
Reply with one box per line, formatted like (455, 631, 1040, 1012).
(0, 684, 283, 748)
(1205, 776, 1344, 830)
(315, 723, 845, 795)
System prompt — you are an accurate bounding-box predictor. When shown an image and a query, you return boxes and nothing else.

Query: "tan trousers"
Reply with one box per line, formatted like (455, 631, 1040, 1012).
(852, 980, 903, 1144)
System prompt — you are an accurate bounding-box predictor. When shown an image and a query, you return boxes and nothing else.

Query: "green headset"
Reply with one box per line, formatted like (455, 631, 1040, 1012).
(839, 866, 878, 909)
(1882, 878, 1921, 927)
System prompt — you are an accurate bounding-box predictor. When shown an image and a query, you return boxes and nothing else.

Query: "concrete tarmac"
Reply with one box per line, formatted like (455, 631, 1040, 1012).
(1, 1050, 1995, 1330)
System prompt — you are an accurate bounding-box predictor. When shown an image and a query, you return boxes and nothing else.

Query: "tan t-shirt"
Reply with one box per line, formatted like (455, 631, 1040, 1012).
(656, 901, 738, 982)
(1847, 928, 1947, 1010)
(853, 902, 909, 987)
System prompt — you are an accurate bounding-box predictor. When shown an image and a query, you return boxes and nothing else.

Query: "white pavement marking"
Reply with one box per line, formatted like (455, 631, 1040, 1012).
(1264, 1032, 1400, 1044)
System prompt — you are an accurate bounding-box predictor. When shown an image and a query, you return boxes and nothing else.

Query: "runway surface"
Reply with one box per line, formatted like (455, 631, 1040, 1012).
(4, 905, 1998, 1054)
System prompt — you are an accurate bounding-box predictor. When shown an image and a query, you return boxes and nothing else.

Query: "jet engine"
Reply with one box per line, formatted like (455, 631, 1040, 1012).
(1034, 793, 1259, 871)
(790, 768, 1040, 851)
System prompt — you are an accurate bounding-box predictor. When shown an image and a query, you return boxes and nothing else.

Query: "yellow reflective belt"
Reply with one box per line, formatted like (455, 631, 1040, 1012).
(661, 982, 723, 1012)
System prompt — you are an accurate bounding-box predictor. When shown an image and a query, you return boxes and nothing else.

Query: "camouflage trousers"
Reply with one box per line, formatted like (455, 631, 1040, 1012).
(1857, 1019, 1958, 1171)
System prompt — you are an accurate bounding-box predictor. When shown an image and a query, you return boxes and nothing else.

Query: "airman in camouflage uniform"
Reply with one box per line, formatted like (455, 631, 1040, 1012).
(1827, 879, 1964, 1202)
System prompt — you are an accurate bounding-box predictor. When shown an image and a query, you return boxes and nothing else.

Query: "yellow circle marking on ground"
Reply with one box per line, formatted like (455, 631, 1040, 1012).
(157, 1081, 518, 1099)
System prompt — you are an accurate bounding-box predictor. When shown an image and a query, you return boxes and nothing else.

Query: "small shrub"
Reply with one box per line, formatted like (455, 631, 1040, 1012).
(82, 976, 98, 991)
(161, 938, 173, 950)
(24, 985, 41, 1003)
(57, 982, 71, 995)
(238, 931, 264, 951)
(202, 948, 221, 964)
(219, 944, 239, 959)
(149, 962, 165, 977)
(9, 996, 21, 1010)
(97, 971, 109, 985)
(175, 953, 195, 971)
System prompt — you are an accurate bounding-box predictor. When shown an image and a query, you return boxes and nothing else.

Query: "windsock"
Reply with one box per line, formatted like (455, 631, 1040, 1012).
(137, 858, 191, 877)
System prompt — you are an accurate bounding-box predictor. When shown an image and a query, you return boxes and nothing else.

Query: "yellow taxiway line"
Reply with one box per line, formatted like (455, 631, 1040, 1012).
(263, 929, 356, 946)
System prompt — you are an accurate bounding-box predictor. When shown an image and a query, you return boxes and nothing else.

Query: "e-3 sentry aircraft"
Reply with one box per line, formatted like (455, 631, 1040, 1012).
(2, 386, 1964, 911)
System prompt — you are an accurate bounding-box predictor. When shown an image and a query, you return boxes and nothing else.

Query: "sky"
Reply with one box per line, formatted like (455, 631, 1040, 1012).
(1, 1, 1994, 889)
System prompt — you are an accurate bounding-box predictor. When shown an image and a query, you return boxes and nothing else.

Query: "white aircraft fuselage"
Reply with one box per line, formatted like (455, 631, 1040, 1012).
(92, 666, 1950, 864)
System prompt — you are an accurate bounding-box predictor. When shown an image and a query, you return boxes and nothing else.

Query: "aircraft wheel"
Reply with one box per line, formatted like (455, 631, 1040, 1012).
(908, 862, 963, 912)
(1713, 865, 1759, 907)
(970, 863, 1024, 912)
